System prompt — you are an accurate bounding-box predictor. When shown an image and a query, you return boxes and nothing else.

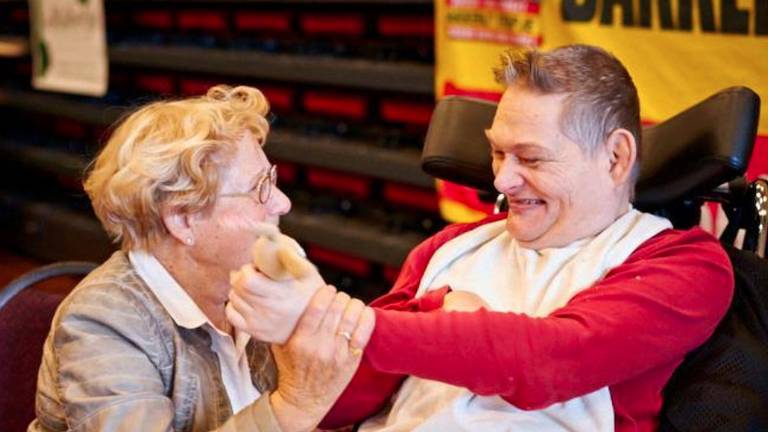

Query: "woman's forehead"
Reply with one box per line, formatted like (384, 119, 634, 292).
(220, 135, 270, 187)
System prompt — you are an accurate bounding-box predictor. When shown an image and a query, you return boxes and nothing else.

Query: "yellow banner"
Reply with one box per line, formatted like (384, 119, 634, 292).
(541, 0, 768, 135)
(435, 0, 768, 222)
(436, 0, 768, 133)
(435, 0, 542, 98)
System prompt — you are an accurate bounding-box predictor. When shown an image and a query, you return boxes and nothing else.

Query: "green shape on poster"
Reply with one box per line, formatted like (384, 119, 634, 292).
(36, 40, 49, 77)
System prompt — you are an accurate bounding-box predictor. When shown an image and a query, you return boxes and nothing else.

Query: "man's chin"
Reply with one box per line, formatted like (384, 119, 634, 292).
(505, 218, 552, 249)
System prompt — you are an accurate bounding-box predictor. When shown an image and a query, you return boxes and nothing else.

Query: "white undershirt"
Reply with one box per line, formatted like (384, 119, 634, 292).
(361, 208, 672, 432)
(129, 250, 260, 414)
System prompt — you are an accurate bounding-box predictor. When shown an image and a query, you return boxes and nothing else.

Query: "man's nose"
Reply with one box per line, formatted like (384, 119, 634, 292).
(493, 159, 525, 194)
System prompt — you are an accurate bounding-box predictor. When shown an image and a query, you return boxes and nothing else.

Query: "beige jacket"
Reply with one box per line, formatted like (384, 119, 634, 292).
(29, 251, 281, 432)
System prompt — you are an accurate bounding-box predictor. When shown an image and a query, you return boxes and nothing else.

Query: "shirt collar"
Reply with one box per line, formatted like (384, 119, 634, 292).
(129, 249, 209, 329)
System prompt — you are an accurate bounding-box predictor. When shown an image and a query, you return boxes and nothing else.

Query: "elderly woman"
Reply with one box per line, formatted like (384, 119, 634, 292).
(29, 85, 374, 432)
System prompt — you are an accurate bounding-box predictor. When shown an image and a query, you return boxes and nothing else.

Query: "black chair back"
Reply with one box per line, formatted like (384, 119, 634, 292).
(421, 87, 760, 215)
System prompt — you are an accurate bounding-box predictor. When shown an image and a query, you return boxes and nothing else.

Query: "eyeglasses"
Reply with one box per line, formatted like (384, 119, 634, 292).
(219, 164, 278, 205)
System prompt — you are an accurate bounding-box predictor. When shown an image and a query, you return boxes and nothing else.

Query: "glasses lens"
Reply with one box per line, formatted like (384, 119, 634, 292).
(269, 164, 278, 184)
(258, 179, 271, 204)
(256, 165, 277, 204)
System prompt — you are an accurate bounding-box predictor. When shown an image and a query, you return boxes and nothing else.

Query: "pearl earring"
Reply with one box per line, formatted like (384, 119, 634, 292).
(185, 237, 193, 245)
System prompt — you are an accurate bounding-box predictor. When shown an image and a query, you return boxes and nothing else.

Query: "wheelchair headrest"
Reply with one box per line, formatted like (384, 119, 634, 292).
(422, 87, 760, 209)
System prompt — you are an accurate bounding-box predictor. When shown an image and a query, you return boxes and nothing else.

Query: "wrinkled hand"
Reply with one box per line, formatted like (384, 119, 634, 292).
(442, 291, 489, 312)
(270, 285, 376, 432)
(226, 263, 325, 344)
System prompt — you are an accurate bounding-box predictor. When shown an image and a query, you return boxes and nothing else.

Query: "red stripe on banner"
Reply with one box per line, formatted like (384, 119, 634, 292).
(377, 16, 434, 37)
(307, 168, 371, 199)
(300, 14, 365, 36)
(133, 11, 173, 29)
(446, 25, 541, 46)
(747, 134, 768, 180)
(446, 0, 539, 14)
(260, 86, 294, 111)
(308, 245, 371, 277)
(383, 183, 439, 212)
(380, 100, 434, 126)
(303, 91, 367, 120)
(438, 180, 496, 213)
(235, 12, 292, 32)
(177, 11, 228, 32)
(135, 75, 175, 94)
(443, 82, 502, 102)
(179, 78, 219, 96)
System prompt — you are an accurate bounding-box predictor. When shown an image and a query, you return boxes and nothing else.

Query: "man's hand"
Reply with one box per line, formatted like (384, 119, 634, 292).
(226, 263, 325, 344)
(442, 291, 489, 312)
(269, 285, 376, 432)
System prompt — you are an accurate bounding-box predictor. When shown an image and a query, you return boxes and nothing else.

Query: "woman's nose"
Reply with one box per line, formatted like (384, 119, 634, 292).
(267, 187, 292, 215)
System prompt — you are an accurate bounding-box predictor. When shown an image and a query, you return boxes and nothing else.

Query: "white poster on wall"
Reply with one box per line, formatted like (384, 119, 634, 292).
(28, 0, 107, 96)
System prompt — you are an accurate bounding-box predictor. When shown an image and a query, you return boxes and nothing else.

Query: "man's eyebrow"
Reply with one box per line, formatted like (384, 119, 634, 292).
(485, 131, 552, 155)
(513, 143, 552, 154)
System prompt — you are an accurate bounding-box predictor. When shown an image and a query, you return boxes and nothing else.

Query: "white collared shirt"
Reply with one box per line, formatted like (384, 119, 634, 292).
(129, 250, 260, 414)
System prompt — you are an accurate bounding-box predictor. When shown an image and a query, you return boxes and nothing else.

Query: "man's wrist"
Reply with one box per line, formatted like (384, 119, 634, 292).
(269, 390, 321, 432)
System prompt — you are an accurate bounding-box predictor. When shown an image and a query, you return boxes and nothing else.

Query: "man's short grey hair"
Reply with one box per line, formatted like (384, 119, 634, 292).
(494, 44, 642, 182)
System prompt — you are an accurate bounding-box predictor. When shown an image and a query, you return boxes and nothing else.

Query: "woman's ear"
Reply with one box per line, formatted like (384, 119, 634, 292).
(161, 205, 196, 246)
(605, 128, 637, 186)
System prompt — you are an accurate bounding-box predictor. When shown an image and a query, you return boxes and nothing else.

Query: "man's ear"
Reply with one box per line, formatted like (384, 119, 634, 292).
(161, 205, 196, 246)
(604, 128, 637, 186)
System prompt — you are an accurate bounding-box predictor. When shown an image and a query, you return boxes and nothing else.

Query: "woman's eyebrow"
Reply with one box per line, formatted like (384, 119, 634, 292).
(245, 167, 268, 190)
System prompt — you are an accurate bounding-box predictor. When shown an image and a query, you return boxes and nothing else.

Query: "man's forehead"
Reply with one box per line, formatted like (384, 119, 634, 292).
(491, 88, 566, 130)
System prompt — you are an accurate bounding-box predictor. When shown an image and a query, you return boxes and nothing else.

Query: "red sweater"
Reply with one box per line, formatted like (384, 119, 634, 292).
(321, 214, 734, 431)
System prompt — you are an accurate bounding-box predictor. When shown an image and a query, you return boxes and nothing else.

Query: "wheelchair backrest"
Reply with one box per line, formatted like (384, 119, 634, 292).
(422, 87, 760, 216)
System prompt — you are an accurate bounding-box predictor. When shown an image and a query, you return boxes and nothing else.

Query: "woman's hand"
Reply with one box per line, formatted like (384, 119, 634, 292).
(269, 285, 376, 432)
(442, 291, 489, 312)
(226, 263, 325, 344)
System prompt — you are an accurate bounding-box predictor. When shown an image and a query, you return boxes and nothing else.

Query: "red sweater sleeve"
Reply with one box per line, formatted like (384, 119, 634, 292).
(363, 228, 733, 410)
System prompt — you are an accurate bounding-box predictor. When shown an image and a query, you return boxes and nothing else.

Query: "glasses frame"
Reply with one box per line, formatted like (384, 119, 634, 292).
(219, 164, 278, 205)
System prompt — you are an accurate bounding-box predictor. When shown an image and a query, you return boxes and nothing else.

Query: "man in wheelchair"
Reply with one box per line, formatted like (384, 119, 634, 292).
(229, 44, 736, 431)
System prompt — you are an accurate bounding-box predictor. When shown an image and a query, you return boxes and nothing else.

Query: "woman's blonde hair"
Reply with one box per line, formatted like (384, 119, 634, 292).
(84, 85, 270, 250)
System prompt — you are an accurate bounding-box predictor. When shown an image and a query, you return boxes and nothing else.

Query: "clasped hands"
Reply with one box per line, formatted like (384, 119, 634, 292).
(223, 225, 489, 430)
(225, 225, 375, 430)
(225, 224, 374, 348)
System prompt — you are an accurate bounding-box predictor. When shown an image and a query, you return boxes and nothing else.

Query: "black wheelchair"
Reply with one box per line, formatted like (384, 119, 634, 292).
(421, 87, 768, 431)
